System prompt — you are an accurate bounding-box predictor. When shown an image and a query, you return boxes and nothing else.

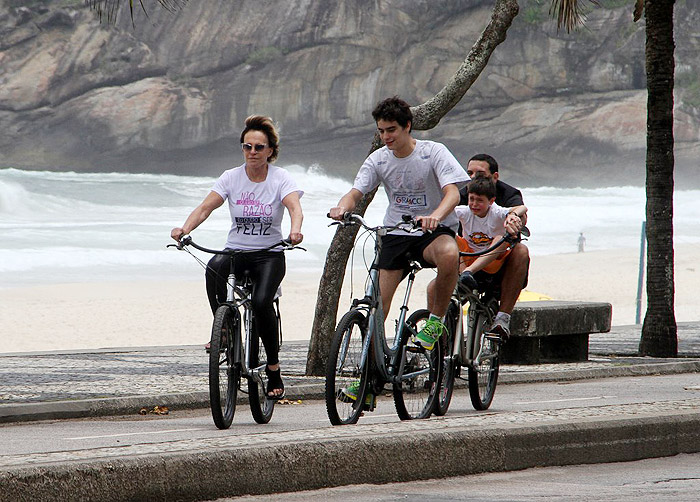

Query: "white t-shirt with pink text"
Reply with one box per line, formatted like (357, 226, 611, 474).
(211, 164, 303, 251)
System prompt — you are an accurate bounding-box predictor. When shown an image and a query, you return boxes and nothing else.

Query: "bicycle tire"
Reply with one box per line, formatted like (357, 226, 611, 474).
(434, 303, 459, 416)
(467, 310, 500, 410)
(325, 310, 368, 425)
(393, 309, 442, 420)
(248, 317, 275, 424)
(209, 305, 241, 429)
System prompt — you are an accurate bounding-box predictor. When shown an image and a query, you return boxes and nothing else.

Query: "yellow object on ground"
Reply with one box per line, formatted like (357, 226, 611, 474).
(518, 290, 553, 302)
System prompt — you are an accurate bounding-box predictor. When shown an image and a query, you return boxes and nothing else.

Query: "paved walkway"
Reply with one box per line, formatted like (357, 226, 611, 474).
(2, 322, 700, 501)
(1, 322, 699, 421)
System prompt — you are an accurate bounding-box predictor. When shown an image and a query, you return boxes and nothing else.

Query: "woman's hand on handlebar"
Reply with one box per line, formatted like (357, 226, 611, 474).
(288, 232, 304, 245)
(171, 227, 186, 242)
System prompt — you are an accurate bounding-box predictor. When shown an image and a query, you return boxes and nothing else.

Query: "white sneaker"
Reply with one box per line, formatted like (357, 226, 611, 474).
(488, 317, 510, 342)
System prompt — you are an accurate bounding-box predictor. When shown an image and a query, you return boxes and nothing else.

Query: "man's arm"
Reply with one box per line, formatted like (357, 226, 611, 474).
(329, 188, 364, 220)
(504, 204, 527, 235)
(418, 183, 460, 232)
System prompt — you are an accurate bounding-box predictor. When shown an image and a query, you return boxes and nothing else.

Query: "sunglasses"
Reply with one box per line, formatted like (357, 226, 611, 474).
(241, 143, 268, 152)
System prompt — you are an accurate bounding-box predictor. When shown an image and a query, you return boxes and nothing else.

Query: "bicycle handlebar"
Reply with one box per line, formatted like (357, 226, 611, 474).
(458, 226, 530, 258)
(327, 212, 423, 234)
(168, 236, 306, 255)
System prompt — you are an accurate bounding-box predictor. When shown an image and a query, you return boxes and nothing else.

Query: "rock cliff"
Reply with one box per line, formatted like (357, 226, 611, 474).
(0, 0, 698, 186)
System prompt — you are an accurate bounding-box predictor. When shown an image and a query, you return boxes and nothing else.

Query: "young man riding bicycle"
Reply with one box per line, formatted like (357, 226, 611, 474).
(329, 96, 468, 357)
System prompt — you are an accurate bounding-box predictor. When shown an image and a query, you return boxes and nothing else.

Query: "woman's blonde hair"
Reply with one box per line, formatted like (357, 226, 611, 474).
(239, 115, 280, 162)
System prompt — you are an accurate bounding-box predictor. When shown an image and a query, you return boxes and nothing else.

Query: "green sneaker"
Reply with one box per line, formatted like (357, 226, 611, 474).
(337, 381, 374, 408)
(414, 318, 446, 350)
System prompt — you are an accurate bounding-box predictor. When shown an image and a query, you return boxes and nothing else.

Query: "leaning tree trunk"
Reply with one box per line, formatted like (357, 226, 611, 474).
(306, 0, 520, 375)
(639, 0, 677, 357)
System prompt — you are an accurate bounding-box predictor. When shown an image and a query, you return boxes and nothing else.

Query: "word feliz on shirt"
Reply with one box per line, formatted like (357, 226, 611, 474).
(234, 191, 273, 236)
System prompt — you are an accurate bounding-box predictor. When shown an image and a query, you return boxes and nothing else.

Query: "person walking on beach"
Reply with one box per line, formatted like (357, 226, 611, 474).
(329, 96, 468, 360)
(170, 115, 304, 400)
(578, 232, 586, 252)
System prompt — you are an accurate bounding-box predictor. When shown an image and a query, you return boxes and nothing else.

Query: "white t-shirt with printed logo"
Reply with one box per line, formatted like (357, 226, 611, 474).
(352, 140, 468, 234)
(211, 164, 303, 251)
(454, 204, 510, 252)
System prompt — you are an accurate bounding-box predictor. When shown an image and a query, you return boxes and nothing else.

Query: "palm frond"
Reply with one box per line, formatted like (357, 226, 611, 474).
(549, 0, 599, 33)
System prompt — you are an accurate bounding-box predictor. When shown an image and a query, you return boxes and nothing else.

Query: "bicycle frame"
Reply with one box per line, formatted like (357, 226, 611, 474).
(223, 272, 266, 384)
(341, 215, 427, 388)
(449, 288, 498, 370)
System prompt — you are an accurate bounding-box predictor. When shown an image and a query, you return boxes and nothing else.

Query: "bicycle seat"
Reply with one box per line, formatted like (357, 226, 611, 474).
(235, 271, 282, 299)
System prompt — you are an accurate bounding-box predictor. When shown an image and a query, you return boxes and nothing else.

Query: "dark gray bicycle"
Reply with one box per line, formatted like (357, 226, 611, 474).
(170, 236, 303, 429)
(325, 213, 443, 425)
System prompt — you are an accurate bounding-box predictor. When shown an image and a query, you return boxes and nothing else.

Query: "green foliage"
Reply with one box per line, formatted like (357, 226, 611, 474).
(521, 0, 548, 24)
(245, 46, 284, 66)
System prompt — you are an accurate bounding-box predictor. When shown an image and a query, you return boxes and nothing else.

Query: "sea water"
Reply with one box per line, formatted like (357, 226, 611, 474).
(1, 166, 699, 288)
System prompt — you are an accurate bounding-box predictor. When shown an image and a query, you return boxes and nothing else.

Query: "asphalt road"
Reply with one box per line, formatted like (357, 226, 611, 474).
(229, 452, 700, 502)
(3, 372, 699, 457)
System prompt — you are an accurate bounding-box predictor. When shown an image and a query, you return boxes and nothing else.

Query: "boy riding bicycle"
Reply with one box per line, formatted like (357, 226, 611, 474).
(455, 176, 527, 340)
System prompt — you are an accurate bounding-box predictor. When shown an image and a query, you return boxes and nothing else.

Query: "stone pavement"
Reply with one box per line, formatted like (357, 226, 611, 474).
(1, 322, 700, 422)
(1, 322, 700, 501)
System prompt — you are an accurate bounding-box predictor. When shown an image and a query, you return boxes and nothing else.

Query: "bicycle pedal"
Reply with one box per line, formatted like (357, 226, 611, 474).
(484, 333, 503, 343)
(406, 344, 424, 353)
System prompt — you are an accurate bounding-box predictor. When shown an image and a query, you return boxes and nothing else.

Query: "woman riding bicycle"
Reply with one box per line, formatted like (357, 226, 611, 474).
(170, 115, 304, 400)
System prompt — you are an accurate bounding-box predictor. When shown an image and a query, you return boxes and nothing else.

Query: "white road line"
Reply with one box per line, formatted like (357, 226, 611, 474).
(514, 395, 617, 405)
(66, 428, 208, 440)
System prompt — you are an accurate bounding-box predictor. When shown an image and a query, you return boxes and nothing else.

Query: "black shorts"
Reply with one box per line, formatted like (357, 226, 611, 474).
(377, 226, 455, 271)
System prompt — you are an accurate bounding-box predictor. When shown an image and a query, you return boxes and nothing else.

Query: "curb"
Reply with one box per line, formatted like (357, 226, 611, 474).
(3, 361, 700, 424)
(2, 409, 700, 501)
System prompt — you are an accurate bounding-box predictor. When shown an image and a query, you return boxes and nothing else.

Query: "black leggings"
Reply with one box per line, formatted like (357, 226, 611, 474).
(205, 251, 286, 366)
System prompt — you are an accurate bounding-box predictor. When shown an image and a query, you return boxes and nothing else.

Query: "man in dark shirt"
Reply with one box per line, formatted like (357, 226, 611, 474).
(460, 153, 524, 207)
(460, 154, 529, 339)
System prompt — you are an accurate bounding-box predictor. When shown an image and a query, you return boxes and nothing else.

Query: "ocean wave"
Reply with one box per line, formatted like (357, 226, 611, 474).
(2, 167, 699, 284)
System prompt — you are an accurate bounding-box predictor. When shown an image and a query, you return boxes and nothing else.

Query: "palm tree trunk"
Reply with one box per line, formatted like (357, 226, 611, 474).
(639, 0, 677, 357)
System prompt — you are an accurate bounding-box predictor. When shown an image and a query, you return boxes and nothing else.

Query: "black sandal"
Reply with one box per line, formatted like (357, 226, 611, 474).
(265, 366, 285, 401)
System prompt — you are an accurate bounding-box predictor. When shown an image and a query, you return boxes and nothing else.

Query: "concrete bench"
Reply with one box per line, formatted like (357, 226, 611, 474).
(500, 300, 612, 365)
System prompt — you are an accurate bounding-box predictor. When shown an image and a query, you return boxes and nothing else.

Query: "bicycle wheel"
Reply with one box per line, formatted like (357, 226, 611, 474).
(325, 310, 368, 425)
(209, 305, 241, 429)
(248, 318, 275, 424)
(467, 310, 500, 410)
(393, 309, 442, 420)
(434, 303, 458, 416)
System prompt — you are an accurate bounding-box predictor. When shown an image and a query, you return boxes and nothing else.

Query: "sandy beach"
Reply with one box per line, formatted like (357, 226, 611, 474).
(1, 245, 697, 354)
